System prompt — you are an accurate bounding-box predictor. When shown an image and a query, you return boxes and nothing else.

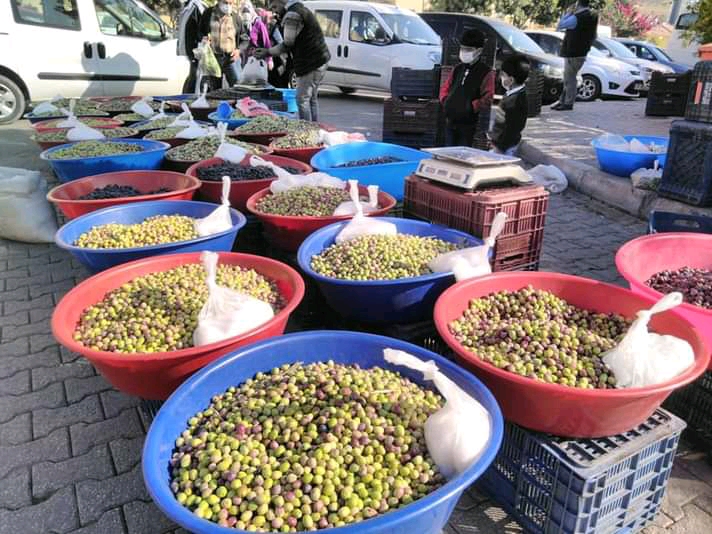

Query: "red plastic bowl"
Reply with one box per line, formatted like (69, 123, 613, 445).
(32, 117, 123, 132)
(187, 155, 312, 212)
(234, 131, 287, 145)
(269, 145, 325, 164)
(46, 171, 201, 219)
(51, 252, 305, 400)
(433, 272, 710, 437)
(616, 232, 712, 370)
(246, 184, 397, 251)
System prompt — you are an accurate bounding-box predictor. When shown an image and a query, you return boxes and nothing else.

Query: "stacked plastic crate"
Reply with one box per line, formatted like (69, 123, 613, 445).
(645, 71, 691, 117)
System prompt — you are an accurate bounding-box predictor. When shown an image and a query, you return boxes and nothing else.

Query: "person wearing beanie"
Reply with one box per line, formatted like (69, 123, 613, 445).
(439, 29, 495, 147)
(489, 54, 530, 155)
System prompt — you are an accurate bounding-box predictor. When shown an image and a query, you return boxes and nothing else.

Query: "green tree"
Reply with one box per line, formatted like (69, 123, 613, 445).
(429, 0, 494, 14)
(686, 0, 712, 44)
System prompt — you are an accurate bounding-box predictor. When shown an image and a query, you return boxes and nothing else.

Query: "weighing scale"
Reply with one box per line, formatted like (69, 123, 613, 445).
(415, 146, 532, 190)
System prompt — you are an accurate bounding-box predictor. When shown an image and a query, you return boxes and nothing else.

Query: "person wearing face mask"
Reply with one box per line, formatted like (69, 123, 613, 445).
(489, 54, 530, 156)
(198, 0, 249, 89)
(253, 0, 331, 121)
(240, 1, 273, 71)
(439, 29, 495, 147)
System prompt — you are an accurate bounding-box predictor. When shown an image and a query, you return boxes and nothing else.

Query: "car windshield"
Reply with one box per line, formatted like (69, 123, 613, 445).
(588, 48, 605, 57)
(652, 45, 674, 61)
(489, 19, 545, 54)
(380, 13, 441, 45)
(601, 38, 637, 59)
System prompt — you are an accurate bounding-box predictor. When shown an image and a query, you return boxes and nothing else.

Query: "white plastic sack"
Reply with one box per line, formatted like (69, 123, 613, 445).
(176, 121, 210, 140)
(429, 212, 507, 281)
(0, 167, 58, 243)
(33, 101, 59, 115)
(240, 57, 269, 86)
(193, 251, 274, 346)
(335, 184, 396, 243)
(213, 123, 248, 162)
(169, 103, 194, 127)
(631, 161, 662, 191)
(191, 86, 210, 108)
(332, 180, 379, 216)
(318, 130, 367, 147)
(131, 97, 155, 118)
(194, 176, 234, 236)
(270, 172, 345, 194)
(527, 164, 568, 194)
(56, 100, 79, 128)
(596, 133, 629, 151)
(603, 293, 695, 388)
(66, 124, 106, 142)
(249, 155, 292, 180)
(384, 348, 491, 479)
(147, 101, 168, 122)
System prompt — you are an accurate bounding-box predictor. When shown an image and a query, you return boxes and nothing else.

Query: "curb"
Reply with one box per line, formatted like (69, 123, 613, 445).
(518, 140, 712, 221)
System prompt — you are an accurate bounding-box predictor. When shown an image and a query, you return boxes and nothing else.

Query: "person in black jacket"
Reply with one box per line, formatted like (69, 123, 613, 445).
(177, 0, 206, 93)
(439, 29, 495, 147)
(490, 54, 530, 155)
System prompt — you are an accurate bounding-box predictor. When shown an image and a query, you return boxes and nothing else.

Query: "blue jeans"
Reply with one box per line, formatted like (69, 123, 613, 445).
(296, 64, 327, 122)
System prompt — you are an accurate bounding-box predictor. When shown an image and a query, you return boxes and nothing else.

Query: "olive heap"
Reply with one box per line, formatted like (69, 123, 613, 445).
(169, 361, 445, 530)
(231, 109, 247, 119)
(273, 122, 322, 149)
(114, 112, 150, 124)
(647, 267, 712, 309)
(197, 162, 300, 182)
(134, 116, 182, 131)
(255, 187, 350, 217)
(335, 157, 403, 168)
(311, 235, 459, 281)
(46, 141, 143, 160)
(144, 126, 191, 140)
(32, 100, 106, 117)
(97, 98, 159, 112)
(74, 263, 284, 353)
(166, 137, 267, 162)
(34, 127, 138, 143)
(39, 117, 116, 129)
(448, 287, 632, 389)
(236, 115, 289, 134)
(78, 184, 171, 200)
(74, 215, 198, 249)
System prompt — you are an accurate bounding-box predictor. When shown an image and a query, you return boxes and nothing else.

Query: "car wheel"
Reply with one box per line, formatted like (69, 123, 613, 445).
(0, 75, 26, 125)
(339, 87, 356, 95)
(578, 75, 601, 102)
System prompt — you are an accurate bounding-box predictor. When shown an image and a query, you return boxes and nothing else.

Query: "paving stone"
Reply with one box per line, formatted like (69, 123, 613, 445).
(7, 255, 44, 269)
(123, 500, 177, 534)
(660, 463, 712, 522)
(2, 319, 55, 342)
(0, 382, 64, 423)
(0, 370, 30, 395)
(29, 333, 59, 353)
(0, 413, 31, 445)
(0, 486, 78, 534)
(0, 428, 70, 478)
(60, 345, 83, 364)
(2, 293, 53, 315)
(0, 310, 29, 327)
(6, 271, 50, 291)
(109, 436, 144, 475)
(0, 347, 60, 379)
(33, 395, 104, 438)
(76, 464, 149, 524)
(664, 503, 712, 533)
(0, 336, 30, 359)
(32, 444, 114, 499)
(30, 278, 75, 299)
(32, 360, 95, 390)
(0, 266, 29, 281)
(0, 286, 29, 302)
(29, 305, 54, 324)
(65, 375, 112, 404)
(101, 390, 141, 419)
(0, 467, 31, 508)
(66, 509, 126, 534)
(71, 409, 144, 456)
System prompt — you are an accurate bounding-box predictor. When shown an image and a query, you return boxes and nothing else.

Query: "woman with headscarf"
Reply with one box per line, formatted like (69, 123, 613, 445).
(239, 0, 273, 71)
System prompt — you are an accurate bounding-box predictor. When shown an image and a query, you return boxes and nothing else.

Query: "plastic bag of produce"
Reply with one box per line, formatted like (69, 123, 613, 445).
(335, 187, 396, 244)
(318, 130, 367, 147)
(240, 56, 269, 86)
(383, 348, 491, 479)
(631, 161, 662, 191)
(0, 166, 58, 243)
(194, 176, 234, 236)
(596, 133, 630, 151)
(429, 212, 506, 281)
(169, 103, 194, 127)
(191, 86, 210, 109)
(270, 172, 344, 194)
(248, 155, 292, 180)
(33, 100, 59, 116)
(193, 251, 274, 346)
(603, 293, 695, 388)
(214, 123, 248, 162)
(332, 180, 379, 216)
(131, 97, 156, 118)
(196, 40, 222, 79)
(527, 164, 568, 194)
(56, 100, 80, 128)
(176, 121, 210, 140)
(236, 97, 272, 118)
(66, 124, 106, 142)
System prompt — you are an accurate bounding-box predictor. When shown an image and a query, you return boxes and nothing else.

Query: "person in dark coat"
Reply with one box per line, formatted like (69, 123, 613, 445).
(198, 0, 249, 90)
(439, 29, 495, 147)
(177, 0, 206, 93)
(490, 54, 530, 155)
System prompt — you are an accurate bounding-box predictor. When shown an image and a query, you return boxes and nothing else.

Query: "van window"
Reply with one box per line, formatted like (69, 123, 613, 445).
(11, 0, 81, 30)
(349, 11, 387, 44)
(315, 9, 342, 39)
(94, 0, 163, 40)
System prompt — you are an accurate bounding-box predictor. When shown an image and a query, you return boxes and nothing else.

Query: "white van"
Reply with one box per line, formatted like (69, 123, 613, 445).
(0, 0, 189, 124)
(305, 1, 442, 94)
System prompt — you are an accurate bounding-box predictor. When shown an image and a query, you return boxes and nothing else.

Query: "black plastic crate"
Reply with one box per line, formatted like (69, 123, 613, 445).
(658, 119, 712, 206)
(526, 70, 544, 118)
(648, 210, 712, 234)
(391, 67, 439, 99)
(686, 61, 712, 123)
(382, 129, 440, 148)
(662, 371, 712, 452)
(646, 93, 688, 117)
(649, 71, 691, 96)
(477, 409, 685, 534)
(383, 98, 442, 134)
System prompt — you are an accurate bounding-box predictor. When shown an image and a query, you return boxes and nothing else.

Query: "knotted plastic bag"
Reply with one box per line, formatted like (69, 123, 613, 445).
(214, 123, 248, 162)
(169, 103, 194, 128)
(335, 184, 396, 243)
(383, 348, 491, 479)
(196, 40, 222, 78)
(269, 171, 345, 194)
(57, 100, 80, 128)
(318, 130, 367, 147)
(193, 252, 274, 346)
(603, 293, 695, 388)
(527, 164, 568, 194)
(429, 212, 507, 281)
(240, 56, 269, 86)
(66, 124, 106, 142)
(248, 155, 293, 180)
(191, 86, 210, 109)
(33, 100, 59, 115)
(236, 97, 273, 118)
(332, 180, 379, 216)
(131, 96, 155, 118)
(176, 120, 210, 140)
(194, 176, 234, 236)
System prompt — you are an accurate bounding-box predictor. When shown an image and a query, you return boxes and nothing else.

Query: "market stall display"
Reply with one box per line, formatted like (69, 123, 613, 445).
(233, 115, 289, 144)
(32, 127, 140, 150)
(163, 137, 271, 173)
(32, 117, 123, 132)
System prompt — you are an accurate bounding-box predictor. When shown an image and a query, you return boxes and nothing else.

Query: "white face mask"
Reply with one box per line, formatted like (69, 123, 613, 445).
(459, 49, 481, 64)
(219, 2, 232, 15)
(501, 74, 514, 90)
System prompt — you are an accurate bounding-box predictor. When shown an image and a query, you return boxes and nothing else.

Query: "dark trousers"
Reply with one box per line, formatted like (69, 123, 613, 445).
(182, 60, 199, 94)
(446, 124, 476, 147)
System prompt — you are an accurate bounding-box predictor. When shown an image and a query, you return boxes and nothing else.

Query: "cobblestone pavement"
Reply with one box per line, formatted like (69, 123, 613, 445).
(1, 97, 710, 533)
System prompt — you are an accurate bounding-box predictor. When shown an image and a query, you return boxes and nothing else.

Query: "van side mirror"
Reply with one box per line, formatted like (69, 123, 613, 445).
(676, 13, 698, 30)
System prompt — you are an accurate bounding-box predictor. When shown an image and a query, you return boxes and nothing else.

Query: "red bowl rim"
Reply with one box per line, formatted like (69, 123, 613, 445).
(245, 185, 397, 222)
(46, 171, 201, 206)
(615, 232, 712, 318)
(434, 271, 711, 398)
(186, 156, 313, 183)
(268, 144, 325, 153)
(51, 252, 305, 364)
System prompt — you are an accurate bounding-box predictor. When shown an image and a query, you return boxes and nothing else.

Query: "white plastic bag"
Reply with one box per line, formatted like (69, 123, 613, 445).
(169, 103, 194, 127)
(176, 121, 210, 140)
(603, 293, 695, 388)
(56, 100, 80, 128)
(193, 252, 274, 346)
(33, 101, 59, 115)
(191, 86, 210, 109)
(332, 180, 379, 216)
(0, 167, 58, 243)
(213, 123, 248, 162)
(318, 130, 367, 147)
(194, 176, 234, 236)
(146, 101, 168, 123)
(335, 185, 396, 243)
(240, 56, 269, 86)
(383, 348, 491, 479)
(269, 172, 345, 194)
(131, 97, 155, 118)
(596, 133, 630, 151)
(66, 124, 106, 142)
(248, 155, 292, 180)
(527, 164, 568, 194)
(429, 212, 507, 281)
(631, 161, 662, 190)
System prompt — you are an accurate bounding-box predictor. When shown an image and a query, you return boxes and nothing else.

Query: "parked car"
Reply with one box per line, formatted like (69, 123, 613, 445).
(617, 38, 693, 74)
(420, 12, 572, 104)
(0, 0, 189, 124)
(592, 37, 673, 91)
(304, 1, 442, 94)
(527, 30, 643, 102)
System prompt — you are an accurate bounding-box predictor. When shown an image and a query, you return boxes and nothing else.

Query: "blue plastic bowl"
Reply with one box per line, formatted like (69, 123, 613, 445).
(311, 142, 431, 201)
(142, 330, 504, 534)
(55, 200, 246, 273)
(298, 217, 481, 323)
(591, 135, 668, 177)
(153, 94, 194, 102)
(40, 139, 170, 182)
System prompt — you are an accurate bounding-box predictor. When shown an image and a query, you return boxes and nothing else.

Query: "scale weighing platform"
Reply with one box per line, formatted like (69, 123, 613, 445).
(415, 146, 532, 190)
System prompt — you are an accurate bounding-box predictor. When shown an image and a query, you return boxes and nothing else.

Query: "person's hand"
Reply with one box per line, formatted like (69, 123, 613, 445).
(231, 49, 240, 61)
(254, 48, 269, 59)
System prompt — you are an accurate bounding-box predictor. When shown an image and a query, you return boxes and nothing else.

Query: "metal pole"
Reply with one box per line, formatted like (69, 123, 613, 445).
(669, 0, 683, 25)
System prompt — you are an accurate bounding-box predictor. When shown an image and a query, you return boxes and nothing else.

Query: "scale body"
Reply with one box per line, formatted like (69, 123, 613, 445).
(415, 146, 532, 190)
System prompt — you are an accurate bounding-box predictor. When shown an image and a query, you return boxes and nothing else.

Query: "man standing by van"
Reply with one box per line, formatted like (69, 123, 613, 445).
(553, 0, 598, 110)
(254, 0, 331, 121)
(199, 0, 248, 89)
